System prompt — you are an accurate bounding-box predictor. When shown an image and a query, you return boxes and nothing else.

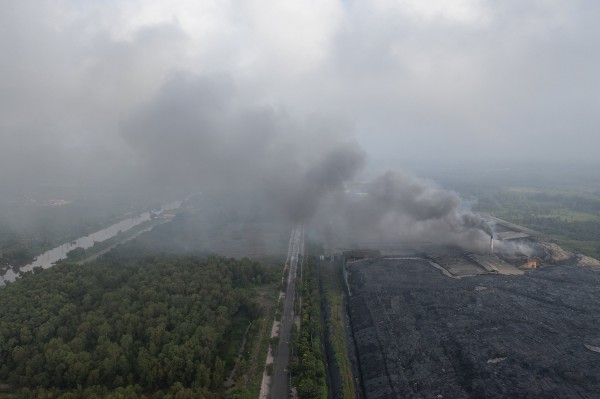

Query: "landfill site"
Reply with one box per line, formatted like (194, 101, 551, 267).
(342, 218, 600, 398)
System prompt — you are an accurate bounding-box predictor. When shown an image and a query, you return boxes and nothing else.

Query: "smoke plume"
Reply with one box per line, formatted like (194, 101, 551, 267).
(316, 171, 495, 252)
(122, 73, 494, 253)
(121, 72, 365, 222)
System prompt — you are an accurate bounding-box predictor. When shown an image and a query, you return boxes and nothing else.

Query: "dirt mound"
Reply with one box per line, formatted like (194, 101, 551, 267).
(537, 240, 573, 263)
(575, 254, 600, 267)
(534, 240, 600, 268)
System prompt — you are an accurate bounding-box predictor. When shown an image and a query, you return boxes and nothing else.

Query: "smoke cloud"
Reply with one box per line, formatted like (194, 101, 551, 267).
(121, 72, 496, 253)
(316, 171, 494, 252)
(0, 1, 594, 262)
(494, 240, 535, 257)
(121, 72, 365, 222)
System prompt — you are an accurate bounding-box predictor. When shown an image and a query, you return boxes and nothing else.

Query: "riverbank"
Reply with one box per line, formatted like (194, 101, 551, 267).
(0, 200, 182, 286)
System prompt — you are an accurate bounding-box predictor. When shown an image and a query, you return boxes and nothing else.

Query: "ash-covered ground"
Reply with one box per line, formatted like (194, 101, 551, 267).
(347, 258, 600, 398)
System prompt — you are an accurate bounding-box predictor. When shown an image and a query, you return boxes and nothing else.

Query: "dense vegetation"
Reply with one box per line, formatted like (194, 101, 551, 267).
(0, 253, 276, 398)
(290, 255, 327, 399)
(61, 220, 161, 264)
(321, 259, 356, 399)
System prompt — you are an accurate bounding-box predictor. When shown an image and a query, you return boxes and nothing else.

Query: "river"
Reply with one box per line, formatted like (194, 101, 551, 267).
(0, 200, 182, 286)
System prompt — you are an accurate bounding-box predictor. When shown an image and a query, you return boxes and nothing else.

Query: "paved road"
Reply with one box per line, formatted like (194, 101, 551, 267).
(270, 225, 303, 399)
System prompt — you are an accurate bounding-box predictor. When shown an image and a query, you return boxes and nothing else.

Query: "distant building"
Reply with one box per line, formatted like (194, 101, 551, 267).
(521, 257, 541, 269)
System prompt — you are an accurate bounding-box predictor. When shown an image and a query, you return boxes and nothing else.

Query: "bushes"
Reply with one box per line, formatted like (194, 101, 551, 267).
(291, 255, 327, 399)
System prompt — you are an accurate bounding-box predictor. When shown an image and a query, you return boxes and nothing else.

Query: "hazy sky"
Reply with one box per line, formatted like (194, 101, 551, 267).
(1, 0, 599, 187)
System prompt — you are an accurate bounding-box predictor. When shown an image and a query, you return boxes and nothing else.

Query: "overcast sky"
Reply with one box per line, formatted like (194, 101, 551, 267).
(1, 0, 599, 188)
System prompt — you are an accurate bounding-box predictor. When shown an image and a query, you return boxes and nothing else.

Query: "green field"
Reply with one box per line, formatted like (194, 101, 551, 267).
(322, 259, 356, 399)
(473, 188, 600, 259)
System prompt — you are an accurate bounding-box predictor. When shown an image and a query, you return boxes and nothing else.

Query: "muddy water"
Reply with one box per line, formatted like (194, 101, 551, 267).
(0, 200, 181, 285)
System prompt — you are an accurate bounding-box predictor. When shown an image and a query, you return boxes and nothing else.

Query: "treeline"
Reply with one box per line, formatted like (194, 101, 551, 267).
(517, 216, 600, 241)
(477, 191, 600, 218)
(0, 254, 275, 398)
(290, 255, 327, 399)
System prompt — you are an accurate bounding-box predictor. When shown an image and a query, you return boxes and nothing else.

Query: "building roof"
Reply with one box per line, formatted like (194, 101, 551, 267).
(497, 231, 531, 241)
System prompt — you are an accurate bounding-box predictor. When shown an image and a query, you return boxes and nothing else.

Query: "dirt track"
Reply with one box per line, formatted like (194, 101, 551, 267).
(347, 258, 600, 398)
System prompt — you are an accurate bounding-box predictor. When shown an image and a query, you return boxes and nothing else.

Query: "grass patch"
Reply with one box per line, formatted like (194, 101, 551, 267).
(0, 383, 16, 399)
(323, 260, 357, 399)
(226, 264, 282, 399)
(541, 210, 599, 223)
(555, 239, 600, 259)
(219, 311, 253, 372)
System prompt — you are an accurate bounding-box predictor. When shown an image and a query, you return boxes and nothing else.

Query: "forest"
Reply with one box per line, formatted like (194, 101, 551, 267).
(0, 252, 277, 399)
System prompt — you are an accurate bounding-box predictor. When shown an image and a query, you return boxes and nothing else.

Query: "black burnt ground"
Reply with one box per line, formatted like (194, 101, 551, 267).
(347, 259, 600, 398)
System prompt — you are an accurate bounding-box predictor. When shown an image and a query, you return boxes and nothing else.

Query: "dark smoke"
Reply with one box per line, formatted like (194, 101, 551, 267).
(317, 171, 494, 252)
(277, 143, 365, 222)
(121, 72, 364, 221)
(122, 72, 494, 253)
(461, 212, 494, 236)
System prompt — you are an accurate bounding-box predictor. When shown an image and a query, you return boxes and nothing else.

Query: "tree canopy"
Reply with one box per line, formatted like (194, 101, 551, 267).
(0, 253, 274, 398)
